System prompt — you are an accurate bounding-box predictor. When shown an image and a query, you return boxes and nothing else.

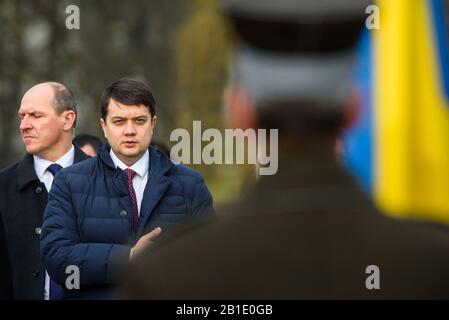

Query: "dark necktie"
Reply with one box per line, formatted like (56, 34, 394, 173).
(123, 168, 139, 230)
(47, 163, 63, 180)
(46, 163, 64, 300)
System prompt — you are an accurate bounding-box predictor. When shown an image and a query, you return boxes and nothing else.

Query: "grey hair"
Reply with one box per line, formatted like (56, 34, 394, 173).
(49, 82, 77, 128)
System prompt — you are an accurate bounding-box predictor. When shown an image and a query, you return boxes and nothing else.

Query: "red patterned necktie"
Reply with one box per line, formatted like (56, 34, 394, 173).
(123, 168, 139, 229)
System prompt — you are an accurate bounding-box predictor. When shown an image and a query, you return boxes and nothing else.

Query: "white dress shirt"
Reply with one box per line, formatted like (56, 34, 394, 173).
(110, 149, 149, 215)
(34, 146, 75, 192)
(33, 145, 75, 300)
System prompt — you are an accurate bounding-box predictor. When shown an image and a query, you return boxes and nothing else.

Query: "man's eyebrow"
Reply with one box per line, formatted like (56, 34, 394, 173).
(110, 115, 148, 119)
(18, 110, 44, 115)
(18, 111, 34, 116)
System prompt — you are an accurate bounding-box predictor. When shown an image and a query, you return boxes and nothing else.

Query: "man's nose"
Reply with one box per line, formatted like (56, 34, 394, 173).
(19, 116, 32, 131)
(124, 121, 137, 135)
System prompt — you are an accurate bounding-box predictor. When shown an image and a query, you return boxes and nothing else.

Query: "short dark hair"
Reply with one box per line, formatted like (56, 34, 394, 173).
(73, 134, 103, 151)
(100, 78, 156, 121)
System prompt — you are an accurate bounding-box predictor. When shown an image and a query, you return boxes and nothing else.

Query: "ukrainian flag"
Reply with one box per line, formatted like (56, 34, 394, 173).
(343, 0, 449, 223)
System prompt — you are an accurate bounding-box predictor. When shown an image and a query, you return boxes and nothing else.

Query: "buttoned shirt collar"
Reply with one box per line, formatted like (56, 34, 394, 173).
(33, 145, 75, 179)
(110, 149, 149, 178)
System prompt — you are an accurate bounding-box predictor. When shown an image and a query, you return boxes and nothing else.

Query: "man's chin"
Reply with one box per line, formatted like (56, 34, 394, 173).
(120, 147, 141, 156)
(119, 148, 147, 159)
(25, 145, 40, 156)
(123, 153, 142, 160)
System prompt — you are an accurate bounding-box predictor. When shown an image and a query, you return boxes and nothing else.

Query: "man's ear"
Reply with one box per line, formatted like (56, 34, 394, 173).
(151, 116, 157, 131)
(225, 85, 257, 130)
(63, 111, 76, 131)
(100, 118, 108, 140)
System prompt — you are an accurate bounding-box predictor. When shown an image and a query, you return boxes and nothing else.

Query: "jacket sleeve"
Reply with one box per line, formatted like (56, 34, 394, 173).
(190, 173, 215, 217)
(40, 171, 131, 287)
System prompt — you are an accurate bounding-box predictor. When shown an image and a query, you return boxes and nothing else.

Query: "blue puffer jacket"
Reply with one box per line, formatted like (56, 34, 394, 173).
(40, 144, 214, 299)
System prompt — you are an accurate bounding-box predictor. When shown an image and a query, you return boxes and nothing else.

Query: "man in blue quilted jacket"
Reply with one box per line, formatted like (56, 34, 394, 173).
(40, 78, 214, 299)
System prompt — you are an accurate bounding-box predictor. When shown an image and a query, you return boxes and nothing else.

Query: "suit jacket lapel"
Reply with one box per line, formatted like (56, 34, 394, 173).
(136, 147, 172, 237)
(17, 144, 89, 190)
(17, 154, 39, 190)
(136, 173, 170, 237)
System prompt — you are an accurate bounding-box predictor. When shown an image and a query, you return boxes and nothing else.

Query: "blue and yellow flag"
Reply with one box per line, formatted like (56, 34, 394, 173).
(344, 0, 449, 223)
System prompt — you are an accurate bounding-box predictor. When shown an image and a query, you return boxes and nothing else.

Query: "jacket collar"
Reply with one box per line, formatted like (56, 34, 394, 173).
(17, 144, 90, 190)
(16, 153, 38, 191)
(97, 142, 172, 177)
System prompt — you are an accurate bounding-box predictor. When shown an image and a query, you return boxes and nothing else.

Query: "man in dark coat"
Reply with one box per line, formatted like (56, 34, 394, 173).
(121, 0, 449, 299)
(40, 79, 214, 299)
(0, 82, 89, 299)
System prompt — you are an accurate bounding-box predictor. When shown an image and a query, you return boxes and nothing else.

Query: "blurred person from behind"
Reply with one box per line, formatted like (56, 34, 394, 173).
(0, 82, 89, 299)
(40, 78, 214, 299)
(73, 134, 103, 157)
(122, 0, 449, 299)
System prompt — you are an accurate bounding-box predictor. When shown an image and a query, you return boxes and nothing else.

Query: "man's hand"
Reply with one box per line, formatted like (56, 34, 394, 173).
(131, 227, 162, 259)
